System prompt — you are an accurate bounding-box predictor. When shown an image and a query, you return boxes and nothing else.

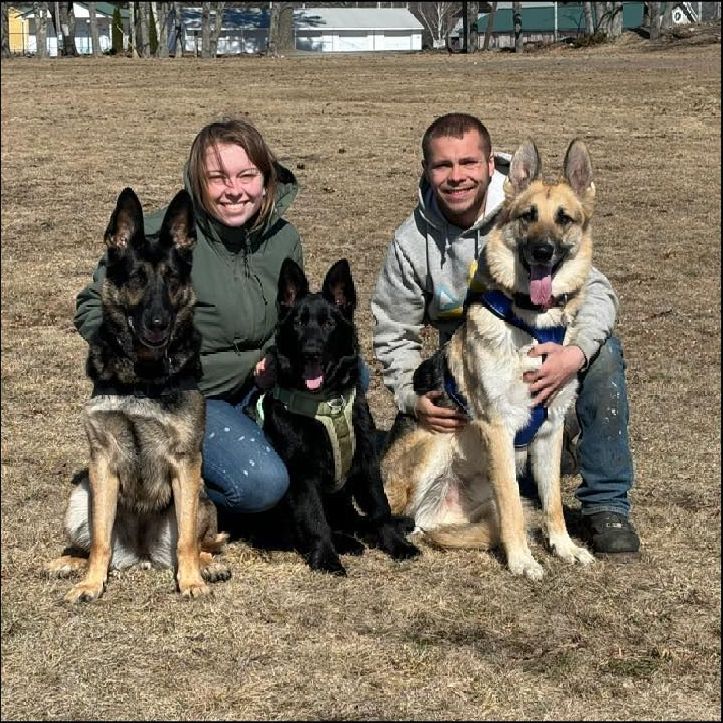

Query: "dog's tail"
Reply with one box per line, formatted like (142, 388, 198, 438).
(421, 519, 498, 550)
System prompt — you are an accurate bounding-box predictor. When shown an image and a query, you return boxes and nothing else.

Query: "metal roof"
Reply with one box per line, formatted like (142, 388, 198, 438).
(295, 8, 423, 31)
(181, 6, 422, 32)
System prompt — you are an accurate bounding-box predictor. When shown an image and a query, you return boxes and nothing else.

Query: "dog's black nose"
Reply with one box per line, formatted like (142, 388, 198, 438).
(531, 243, 554, 264)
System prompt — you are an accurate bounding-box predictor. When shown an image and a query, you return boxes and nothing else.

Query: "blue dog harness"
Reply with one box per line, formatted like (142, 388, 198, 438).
(444, 290, 567, 448)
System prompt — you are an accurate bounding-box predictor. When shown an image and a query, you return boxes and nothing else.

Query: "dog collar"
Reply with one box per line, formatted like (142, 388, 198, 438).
(91, 373, 199, 399)
(465, 290, 567, 345)
(450, 289, 568, 446)
(270, 386, 357, 491)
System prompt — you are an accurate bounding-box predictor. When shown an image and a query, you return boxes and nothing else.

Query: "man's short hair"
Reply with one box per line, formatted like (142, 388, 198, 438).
(422, 113, 491, 162)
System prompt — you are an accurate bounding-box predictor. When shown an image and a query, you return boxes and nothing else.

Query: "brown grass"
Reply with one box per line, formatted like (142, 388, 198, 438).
(1, 35, 720, 721)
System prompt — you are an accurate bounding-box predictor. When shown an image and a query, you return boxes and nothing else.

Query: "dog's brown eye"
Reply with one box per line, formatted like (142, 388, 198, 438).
(556, 209, 574, 225)
(520, 208, 537, 223)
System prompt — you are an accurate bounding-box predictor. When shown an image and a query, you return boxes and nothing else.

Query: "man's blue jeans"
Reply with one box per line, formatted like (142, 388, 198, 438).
(574, 335, 634, 517)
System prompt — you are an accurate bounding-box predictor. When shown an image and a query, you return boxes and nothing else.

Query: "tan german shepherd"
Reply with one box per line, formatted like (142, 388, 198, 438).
(46, 188, 229, 602)
(382, 139, 597, 580)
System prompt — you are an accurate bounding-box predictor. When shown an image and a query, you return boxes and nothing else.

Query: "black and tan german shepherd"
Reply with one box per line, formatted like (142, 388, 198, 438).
(46, 188, 229, 602)
(258, 258, 420, 576)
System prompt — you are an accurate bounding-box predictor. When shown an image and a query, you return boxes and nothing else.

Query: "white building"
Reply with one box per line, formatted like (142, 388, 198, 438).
(294, 8, 423, 53)
(181, 6, 423, 55)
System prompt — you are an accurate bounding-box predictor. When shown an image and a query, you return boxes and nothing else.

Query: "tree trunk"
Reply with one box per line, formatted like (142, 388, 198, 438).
(649, 1, 661, 40)
(1, 3, 10, 58)
(482, 0, 496, 50)
(138, 2, 150, 57)
(467, 1, 478, 51)
(268, 2, 280, 56)
(58, 1, 77, 56)
(172, 1, 184, 58)
(582, 2, 595, 35)
(280, 5, 295, 52)
(512, 1, 522, 52)
(661, 2, 673, 32)
(201, 2, 211, 58)
(129, 1, 137, 56)
(461, 0, 468, 52)
(155, 1, 169, 57)
(609, 1, 623, 37)
(88, 1, 102, 56)
(33, 2, 49, 58)
(210, 1, 225, 57)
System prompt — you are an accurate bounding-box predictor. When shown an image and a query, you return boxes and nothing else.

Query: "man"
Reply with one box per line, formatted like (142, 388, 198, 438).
(371, 113, 640, 556)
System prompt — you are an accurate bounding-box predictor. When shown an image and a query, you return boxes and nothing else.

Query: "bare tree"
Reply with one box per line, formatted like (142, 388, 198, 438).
(277, 4, 295, 52)
(173, 1, 184, 58)
(1, 3, 10, 58)
(609, 1, 623, 37)
(467, 0, 478, 51)
(129, 1, 138, 56)
(88, 1, 102, 56)
(512, 1, 522, 52)
(482, 0, 496, 50)
(201, 2, 211, 57)
(33, 2, 49, 58)
(582, 2, 595, 35)
(661, 2, 673, 32)
(138, 1, 151, 56)
(210, 2, 226, 57)
(154, 2, 170, 58)
(648, 1, 661, 40)
(411, 1, 459, 49)
(268, 2, 294, 56)
(53, 1, 77, 56)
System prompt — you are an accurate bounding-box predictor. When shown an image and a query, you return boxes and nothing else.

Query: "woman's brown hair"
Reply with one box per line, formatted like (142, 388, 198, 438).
(187, 118, 278, 231)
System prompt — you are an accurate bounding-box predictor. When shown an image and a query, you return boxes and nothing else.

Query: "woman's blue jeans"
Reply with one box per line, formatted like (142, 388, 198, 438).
(202, 397, 290, 514)
(201, 361, 372, 515)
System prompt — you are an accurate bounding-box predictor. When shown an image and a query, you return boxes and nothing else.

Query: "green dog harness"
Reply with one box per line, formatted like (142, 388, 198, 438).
(267, 386, 357, 491)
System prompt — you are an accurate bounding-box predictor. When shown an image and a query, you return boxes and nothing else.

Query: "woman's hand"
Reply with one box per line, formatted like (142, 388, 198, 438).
(254, 355, 276, 389)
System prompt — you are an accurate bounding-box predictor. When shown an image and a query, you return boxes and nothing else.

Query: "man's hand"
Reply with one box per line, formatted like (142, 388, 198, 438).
(523, 344, 586, 406)
(415, 391, 468, 433)
(254, 355, 276, 390)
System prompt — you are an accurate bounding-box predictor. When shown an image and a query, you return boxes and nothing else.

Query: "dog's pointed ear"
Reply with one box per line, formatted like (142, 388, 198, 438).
(160, 189, 196, 252)
(278, 257, 309, 309)
(322, 258, 356, 318)
(105, 187, 144, 251)
(564, 139, 595, 199)
(505, 139, 541, 196)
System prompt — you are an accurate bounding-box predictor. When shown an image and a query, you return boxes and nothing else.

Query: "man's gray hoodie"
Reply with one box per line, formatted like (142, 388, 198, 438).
(371, 154, 618, 416)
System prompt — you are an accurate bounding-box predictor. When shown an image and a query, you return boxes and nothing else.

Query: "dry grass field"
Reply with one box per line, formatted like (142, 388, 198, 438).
(1, 32, 720, 721)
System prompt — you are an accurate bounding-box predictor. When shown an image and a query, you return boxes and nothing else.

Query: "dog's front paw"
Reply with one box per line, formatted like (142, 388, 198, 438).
(507, 551, 545, 580)
(45, 555, 88, 579)
(309, 546, 347, 576)
(549, 534, 595, 566)
(378, 525, 422, 561)
(332, 532, 365, 556)
(65, 578, 106, 603)
(177, 570, 211, 598)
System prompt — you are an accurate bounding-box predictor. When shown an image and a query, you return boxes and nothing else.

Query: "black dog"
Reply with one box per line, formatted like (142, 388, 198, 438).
(260, 258, 420, 575)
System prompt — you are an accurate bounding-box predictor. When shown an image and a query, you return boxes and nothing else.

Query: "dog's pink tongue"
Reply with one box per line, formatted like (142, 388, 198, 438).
(303, 362, 324, 391)
(529, 265, 553, 308)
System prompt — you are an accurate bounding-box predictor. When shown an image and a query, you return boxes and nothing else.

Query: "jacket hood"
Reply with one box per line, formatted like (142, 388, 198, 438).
(415, 151, 511, 235)
(183, 160, 299, 248)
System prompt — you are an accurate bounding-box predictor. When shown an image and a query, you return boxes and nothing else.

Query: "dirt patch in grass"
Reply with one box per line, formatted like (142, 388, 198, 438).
(1, 39, 720, 720)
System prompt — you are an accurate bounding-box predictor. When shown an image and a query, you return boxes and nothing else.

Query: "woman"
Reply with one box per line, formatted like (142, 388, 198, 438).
(74, 118, 302, 517)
